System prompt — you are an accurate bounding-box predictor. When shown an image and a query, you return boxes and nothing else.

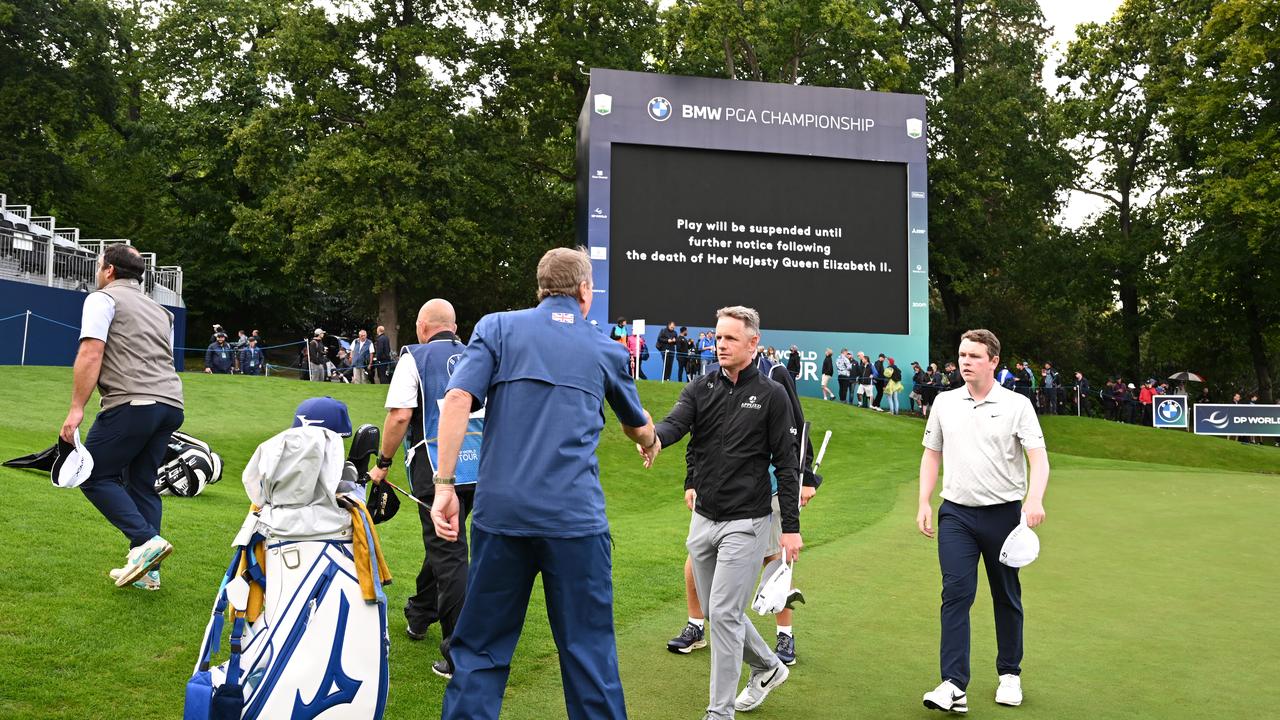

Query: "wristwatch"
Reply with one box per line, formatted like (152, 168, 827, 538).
(433, 474, 456, 486)
(375, 454, 394, 470)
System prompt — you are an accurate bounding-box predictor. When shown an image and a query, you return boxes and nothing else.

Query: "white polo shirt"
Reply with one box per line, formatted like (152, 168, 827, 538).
(922, 382, 1046, 507)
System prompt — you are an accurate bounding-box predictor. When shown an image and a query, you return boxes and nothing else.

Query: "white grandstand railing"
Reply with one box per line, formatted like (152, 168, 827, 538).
(3, 195, 182, 305)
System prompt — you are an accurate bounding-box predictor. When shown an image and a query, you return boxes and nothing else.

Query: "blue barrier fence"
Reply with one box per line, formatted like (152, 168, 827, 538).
(0, 279, 187, 369)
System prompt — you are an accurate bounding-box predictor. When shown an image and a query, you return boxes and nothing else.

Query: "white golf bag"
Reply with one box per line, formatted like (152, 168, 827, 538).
(184, 427, 389, 720)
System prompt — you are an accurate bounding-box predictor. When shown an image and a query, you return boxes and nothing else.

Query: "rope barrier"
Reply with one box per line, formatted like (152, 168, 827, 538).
(27, 312, 80, 331)
(0, 312, 28, 323)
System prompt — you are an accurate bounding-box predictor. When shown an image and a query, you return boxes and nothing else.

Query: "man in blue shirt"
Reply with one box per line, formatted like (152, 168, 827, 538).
(430, 247, 659, 720)
(368, 298, 482, 679)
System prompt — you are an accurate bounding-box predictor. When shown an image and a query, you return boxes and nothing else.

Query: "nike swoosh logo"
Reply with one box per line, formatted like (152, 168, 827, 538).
(758, 667, 779, 687)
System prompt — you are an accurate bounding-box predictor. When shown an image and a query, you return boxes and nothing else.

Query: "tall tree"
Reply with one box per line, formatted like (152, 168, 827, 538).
(895, 0, 1070, 358)
(1164, 0, 1278, 400)
(657, 0, 913, 90)
(1056, 0, 1190, 376)
(0, 0, 118, 210)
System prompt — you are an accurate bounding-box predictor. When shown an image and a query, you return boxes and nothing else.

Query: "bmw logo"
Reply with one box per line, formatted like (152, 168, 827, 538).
(447, 353, 462, 376)
(648, 97, 672, 122)
(1157, 399, 1183, 423)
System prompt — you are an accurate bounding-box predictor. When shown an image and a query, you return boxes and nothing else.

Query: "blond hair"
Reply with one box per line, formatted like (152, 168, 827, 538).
(715, 306, 761, 337)
(537, 247, 592, 301)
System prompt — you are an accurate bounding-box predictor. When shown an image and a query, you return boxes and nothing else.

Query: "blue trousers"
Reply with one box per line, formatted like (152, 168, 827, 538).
(442, 528, 626, 720)
(937, 500, 1023, 690)
(79, 402, 184, 548)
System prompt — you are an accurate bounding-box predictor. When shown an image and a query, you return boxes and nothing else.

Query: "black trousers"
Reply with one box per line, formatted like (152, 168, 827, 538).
(937, 500, 1023, 690)
(662, 350, 675, 381)
(837, 376, 852, 402)
(873, 379, 886, 408)
(406, 477, 476, 666)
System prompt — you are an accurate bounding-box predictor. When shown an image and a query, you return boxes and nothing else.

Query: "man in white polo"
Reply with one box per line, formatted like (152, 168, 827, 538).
(916, 328, 1049, 713)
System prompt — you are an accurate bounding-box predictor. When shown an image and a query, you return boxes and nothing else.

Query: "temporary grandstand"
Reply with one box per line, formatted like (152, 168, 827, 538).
(0, 191, 183, 307)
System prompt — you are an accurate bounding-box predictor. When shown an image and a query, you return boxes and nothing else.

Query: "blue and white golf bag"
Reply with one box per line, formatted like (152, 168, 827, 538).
(184, 427, 389, 720)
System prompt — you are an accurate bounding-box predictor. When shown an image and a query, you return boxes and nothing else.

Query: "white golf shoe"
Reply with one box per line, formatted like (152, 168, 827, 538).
(734, 661, 789, 712)
(923, 680, 968, 713)
(995, 674, 1023, 706)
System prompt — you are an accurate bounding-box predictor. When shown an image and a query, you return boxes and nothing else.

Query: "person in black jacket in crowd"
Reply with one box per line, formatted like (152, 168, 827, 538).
(658, 321, 679, 381)
(1013, 361, 1033, 402)
(1072, 371, 1092, 416)
(373, 325, 393, 383)
(856, 351, 875, 408)
(647, 305, 801, 718)
(204, 332, 234, 374)
(786, 344, 801, 380)
(820, 349, 836, 400)
(676, 327, 694, 381)
(872, 353, 888, 410)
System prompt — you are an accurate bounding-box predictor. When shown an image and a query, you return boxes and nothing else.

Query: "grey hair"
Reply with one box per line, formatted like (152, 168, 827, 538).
(715, 305, 760, 337)
(537, 246, 593, 302)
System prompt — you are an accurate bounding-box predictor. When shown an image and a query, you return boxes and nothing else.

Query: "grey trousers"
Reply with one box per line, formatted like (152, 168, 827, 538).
(687, 512, 779, 720)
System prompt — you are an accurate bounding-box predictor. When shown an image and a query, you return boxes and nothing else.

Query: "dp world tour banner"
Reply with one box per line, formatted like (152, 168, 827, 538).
(1193, 403, 1280, 437)
(576, 69, 928, 397)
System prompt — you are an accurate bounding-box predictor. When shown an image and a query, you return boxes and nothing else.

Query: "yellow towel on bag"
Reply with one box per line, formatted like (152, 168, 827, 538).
(342, 496, 393, 604)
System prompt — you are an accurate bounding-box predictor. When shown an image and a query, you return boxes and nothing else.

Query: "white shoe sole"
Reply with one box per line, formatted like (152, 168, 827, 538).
(115, 543, 172, 587)
(996, 695, 1022, 706)
(667, 639, 707, 654)
(923, 698, 968, 714)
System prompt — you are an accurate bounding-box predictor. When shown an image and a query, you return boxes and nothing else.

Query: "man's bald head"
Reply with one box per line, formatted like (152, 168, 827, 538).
(416, 298, 457, 342)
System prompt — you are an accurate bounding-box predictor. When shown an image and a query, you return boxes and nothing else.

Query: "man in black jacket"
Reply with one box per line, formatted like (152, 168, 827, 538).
(373, 325, 393, 384)
(786, 344, 801, 380)
(873, 353, 888, 411)
(657, 321, 679, 381)
(647, 305, 800, 718)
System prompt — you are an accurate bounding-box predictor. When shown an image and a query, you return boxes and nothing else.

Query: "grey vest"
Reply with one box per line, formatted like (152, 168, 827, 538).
(96, 279, 184, 411)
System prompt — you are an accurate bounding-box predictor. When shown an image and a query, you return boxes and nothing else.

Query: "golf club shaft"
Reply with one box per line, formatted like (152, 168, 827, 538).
(813, 430, 832, 472)
(381, 479, 432, 510)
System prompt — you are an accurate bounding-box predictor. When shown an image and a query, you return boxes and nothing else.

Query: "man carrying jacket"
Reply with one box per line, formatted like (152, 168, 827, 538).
(648, 305, 801, 719)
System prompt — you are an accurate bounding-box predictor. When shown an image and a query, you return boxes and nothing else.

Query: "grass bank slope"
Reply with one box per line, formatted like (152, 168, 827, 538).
(0, 368, 1274, 718)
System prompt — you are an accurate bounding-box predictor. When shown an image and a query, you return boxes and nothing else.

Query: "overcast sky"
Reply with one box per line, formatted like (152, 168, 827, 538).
(1041, 0, 1125, 228)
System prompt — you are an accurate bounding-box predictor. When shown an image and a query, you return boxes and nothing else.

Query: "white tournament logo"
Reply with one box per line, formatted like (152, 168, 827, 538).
(594, 93, 612, 116)
(906, 117, 923, 139)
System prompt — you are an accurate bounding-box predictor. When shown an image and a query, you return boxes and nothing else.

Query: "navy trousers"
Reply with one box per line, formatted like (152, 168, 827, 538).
(80, 402, 185, 548)
(937, 500, 1023, 690)
(442, 528, 626, 720)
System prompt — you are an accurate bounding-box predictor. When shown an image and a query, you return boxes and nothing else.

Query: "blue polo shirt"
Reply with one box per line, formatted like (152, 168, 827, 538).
(447, 295, 648, 537)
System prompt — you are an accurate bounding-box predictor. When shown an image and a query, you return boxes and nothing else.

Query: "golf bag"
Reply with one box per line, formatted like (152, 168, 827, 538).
(184, 427, 389, 720)
(156, 432, 224, 497)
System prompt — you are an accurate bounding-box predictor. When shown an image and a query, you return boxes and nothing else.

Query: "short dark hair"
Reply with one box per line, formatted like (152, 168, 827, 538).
(102, 245, 145, 281)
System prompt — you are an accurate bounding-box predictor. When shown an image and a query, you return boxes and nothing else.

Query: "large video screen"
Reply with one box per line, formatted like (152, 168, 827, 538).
(608, 144, 909, 334)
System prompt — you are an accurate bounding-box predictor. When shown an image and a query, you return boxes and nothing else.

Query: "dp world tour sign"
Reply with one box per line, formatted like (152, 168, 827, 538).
(1193, 403, 1280, 437)
(576, 69, 929, 395)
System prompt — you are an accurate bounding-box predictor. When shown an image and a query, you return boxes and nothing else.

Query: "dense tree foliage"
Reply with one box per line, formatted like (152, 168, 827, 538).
(1, 0, 1273, 395)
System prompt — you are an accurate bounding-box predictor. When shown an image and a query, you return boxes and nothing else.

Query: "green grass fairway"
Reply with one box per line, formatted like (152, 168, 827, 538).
(0, 367, 1276, 719)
